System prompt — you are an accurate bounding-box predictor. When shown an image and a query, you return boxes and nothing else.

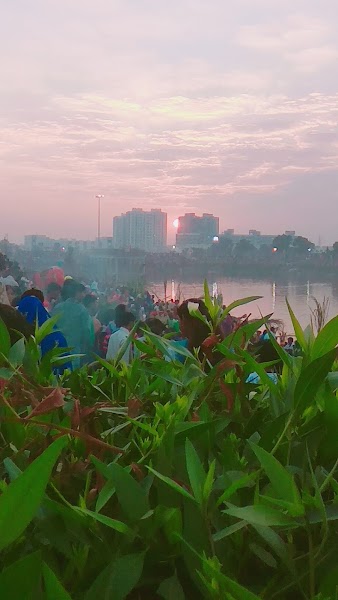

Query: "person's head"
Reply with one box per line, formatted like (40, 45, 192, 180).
(83, 294, 98, 316)
(97, 306, 115, 325)
(20, 288, 45, 304)
(116, 311, 136, 330)
(270, 326, 277, 334)
(145, 317, 166, 336)
(177, 299, 211, 351)
(62, 280, 85, 301)
(46, 282, 61, 303)
(287, 336, 294, 345)
(115, 303, 126, 321)
(256, 340, 283, 374)
(0, 304, 34, 344)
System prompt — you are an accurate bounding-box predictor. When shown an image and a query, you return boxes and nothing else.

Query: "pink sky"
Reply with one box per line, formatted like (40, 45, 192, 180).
(1, 0, 338, 244)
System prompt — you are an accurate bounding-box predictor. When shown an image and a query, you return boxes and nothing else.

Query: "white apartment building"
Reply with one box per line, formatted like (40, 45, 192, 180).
(113, 209, 167, 252)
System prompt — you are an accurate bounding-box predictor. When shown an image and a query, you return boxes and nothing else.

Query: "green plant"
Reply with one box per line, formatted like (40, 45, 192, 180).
(0, 294, 338, 598)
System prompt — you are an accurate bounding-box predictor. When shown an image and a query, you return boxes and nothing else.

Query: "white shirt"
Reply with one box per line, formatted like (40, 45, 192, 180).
(106, 327, 132, 364)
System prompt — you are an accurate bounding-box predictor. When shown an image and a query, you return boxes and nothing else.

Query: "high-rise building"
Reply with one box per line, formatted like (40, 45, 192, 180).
(113, 208, 167, 252)
(176, 213, 219, 249)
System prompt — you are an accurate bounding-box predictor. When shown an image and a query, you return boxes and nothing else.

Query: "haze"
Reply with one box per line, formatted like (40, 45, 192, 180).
(1, 0, 338, 244)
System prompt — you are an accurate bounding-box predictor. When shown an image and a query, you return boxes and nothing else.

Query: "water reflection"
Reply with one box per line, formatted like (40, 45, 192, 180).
(150, 277, 336, 330)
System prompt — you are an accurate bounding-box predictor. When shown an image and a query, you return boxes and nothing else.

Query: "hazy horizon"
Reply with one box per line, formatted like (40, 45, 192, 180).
(1, 0, 338, 245)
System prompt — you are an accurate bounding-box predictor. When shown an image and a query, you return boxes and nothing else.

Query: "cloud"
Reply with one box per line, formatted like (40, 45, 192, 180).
(0, 0, 337, 242)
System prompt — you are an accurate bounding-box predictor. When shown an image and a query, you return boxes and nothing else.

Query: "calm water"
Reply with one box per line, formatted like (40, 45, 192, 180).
(150, 278, 338, 333)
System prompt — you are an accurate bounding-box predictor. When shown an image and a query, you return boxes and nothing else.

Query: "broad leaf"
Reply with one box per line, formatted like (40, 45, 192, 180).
(148, 467, 197, 503)
(108, 463, 149, 521)
(286, 299, 307, 353)
(42, 562, 72, 599)
(0, 552, 42, 600)
(0, 437, 67, 551)
(250, 442, 303, 512)
(311, 315, 338, 360)
(294, 349, 336, 413)
(85, 553, 144, 600)
(0, 316, 11, 359)
(185, 439, 205, 504)
(224, 504, 296, 527)
(75, 507, 132, 535)
(158, 573, 185, 600)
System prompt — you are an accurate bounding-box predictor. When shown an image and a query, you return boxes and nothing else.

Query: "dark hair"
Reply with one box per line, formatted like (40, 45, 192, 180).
(97, 306, 115, 325)
(46, 282, 61, 295)
(61, 280, 85, 300)
(145, 317, 166, 336)
(83, 294, 98, 308)
(115, 304, 126, 319)
(177, 298, 211, 351)
(116, 311, 136, 329)
(0, 304, 34, 344)
(254, 340, 283, 373)
(21, 288, 45, 304)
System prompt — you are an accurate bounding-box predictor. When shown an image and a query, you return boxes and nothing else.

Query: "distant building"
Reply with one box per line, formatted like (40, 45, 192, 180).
(113, 209, 167, 252)
(221, 229, 297, 249)
(176, 213, 219, 249)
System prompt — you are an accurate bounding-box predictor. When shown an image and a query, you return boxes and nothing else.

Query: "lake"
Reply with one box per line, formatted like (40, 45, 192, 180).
(149, 277, 338, 333)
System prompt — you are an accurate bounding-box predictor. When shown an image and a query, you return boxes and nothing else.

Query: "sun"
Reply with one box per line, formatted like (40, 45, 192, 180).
(173, 219, 179, 229)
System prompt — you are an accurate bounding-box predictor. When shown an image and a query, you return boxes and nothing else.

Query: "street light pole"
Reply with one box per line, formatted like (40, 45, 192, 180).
(95, 195, 104, 240)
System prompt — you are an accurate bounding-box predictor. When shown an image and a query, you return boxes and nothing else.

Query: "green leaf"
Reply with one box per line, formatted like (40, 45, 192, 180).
(147, 467, 197, 503)
(185, 439, 205, 504)
(35, 314, 60, 344)
(216, 471, 258, 506)
(108, 463, 149, 521)
(223, 296, 262, 315)
(8, 337, 25, 367)
(0, 316, 11, 359)
(3, 457, 22, 482)
(213, 520, 247, 542)
(0, 436, 67, 552)
(224, 504, 296, 527)
(96, 479, 116, 513)
(203, 280, 214, 315)
(311, 315, 338, 360)
(85, 553, 144, 600)
(158, 573, 185, 600)
(42, 562, 72, 599)
(249, 542, 277, 568)
(249, 442, 303, 511)
(202, 460, 215, 504)
(0, 551, 42, 600)
(75, 507, 132, 535)
(294, 349, 336, 413)
(0, 367, 14, 380)
(286, 299, 307, 353)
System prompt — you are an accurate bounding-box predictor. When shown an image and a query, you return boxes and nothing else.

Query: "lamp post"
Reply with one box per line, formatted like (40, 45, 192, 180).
(95, 195, 104, 240)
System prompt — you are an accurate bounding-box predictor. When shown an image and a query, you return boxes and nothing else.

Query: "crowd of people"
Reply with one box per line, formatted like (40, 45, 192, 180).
(0, 272, 298, 379)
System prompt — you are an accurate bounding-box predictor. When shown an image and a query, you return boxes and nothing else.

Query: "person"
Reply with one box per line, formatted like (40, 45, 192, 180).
(106, 311, 136, 365)
(17, 294, 71, 373)
(0, 275, 19, 306)
(44, 282, 61, 312)
(177, 298, 221, 365)
(52, 281, 92, 368)
(83, 294, 101, 334)
(0, 303, 34, 344)
(284, 336, 295, 355)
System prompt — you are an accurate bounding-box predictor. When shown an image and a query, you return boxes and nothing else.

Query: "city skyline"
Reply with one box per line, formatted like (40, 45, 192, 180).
(1, 0, 338, 245)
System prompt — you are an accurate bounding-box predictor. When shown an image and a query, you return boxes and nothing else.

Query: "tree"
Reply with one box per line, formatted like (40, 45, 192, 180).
(234, 239, 256, 258)
(272, 235, 293, 253)
(292, 236, 315, 255)
(332, 242, 338, 254)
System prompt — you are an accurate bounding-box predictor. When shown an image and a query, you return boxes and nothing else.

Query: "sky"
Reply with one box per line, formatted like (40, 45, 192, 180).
(1, 0, 338, 244)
